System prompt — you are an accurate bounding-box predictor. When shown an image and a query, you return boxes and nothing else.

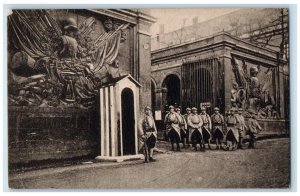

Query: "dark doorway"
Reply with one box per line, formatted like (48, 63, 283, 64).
(162, 74, 181, 107)
(121, 88, 135, 155)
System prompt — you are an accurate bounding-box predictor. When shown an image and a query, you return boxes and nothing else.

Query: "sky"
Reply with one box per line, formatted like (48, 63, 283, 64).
(150, 8, 241, 35)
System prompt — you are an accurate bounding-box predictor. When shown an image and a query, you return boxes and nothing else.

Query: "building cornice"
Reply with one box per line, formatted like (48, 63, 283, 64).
(87, 9, 156, 25)
(151, 32, 285, 67)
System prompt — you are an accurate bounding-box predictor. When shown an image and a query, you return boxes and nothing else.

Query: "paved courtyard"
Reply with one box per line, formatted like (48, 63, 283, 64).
(9, 138, 290, 189)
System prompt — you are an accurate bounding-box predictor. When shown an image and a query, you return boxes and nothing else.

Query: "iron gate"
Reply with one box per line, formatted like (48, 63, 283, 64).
(181, 58, 221, 114)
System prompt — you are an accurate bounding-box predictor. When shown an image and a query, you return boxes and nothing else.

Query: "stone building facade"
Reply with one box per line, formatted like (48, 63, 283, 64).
(151, 32, 288, 132)
(7, 9, 155, 165)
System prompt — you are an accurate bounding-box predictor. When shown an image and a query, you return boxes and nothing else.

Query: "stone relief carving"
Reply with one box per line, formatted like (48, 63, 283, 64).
(231, 57, 278, 118)
(8, 10, 129, 108)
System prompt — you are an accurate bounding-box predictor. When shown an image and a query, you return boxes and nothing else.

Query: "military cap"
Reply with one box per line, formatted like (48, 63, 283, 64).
(175, 108, 181, 111)
(200, 107, 206, 111)
(186, 108, 191, 111)
(169, 105, 174, 109)
(144, 106, 151, 111)
(191, 107, 197, 111)
(214, 107, 220, 111)
(248, 109, 257, 115)
(64, 17, 78, 30)
(238, 108, 244, 111)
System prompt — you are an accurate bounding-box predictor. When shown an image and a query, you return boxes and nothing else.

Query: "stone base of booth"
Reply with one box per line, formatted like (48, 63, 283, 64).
(95, 154, 144, 163)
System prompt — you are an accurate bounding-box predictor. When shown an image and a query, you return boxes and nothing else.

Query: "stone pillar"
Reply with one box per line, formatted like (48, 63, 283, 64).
(135, 11, 155, 115)
(138, 32, 152, 113)
(279, 66, 286, 119)
(217, 46, 233, 112)
(161, 87, 168, 118)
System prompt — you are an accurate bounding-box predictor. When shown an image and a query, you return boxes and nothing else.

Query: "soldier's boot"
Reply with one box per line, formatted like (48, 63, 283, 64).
(149, 157, 156, 162)
(171, 142, 175, 151)
(248, 138, 254, 149)
(182, 138, 187, 149)
(216, 139, 220, 150)
(200, 140, 206, 152)
(238, 138, 244, 149)
(176, 143, 181, 151)
(149, 148, 156, 162)
(192, 141, 197, 151)
(144, 148, 149, 163)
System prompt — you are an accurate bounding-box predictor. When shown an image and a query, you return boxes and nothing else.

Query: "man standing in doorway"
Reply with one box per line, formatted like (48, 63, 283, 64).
(138, 106, 158, 163)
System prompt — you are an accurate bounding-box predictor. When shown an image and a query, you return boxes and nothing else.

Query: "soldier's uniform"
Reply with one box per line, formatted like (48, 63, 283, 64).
(183, 108, 192, 146)
(211, 107, 225, 145)
(176, 108, 187, 148)
(138, 106, 158, 162)
(236, 108, 247, 148)
(225, 110, 239, 143)
(164, 106, 182, 151)
(199, 107, 212, 144)
(247, 110, 262, 148)
(187, 108, 204, 150)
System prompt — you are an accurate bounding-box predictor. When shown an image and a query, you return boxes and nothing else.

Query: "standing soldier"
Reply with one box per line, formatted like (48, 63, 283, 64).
(233, 108, 241, 149)
(175, 107, 188, 148)
(187, 107, 204, 151)
(236, 108, 247, 149)
(211, 107, 225, 149)
(183, 108, 192, 147)
(163, 105, 170, 142)
(247, 109, 262, 149)
(138, 106, 158, 163)
(164, 106, 182, 151)
(199, 107, 212, 150)
(225, 108, 239, 150)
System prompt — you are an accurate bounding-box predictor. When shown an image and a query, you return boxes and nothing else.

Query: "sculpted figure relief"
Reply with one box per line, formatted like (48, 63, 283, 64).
(8, 10, 129, 108)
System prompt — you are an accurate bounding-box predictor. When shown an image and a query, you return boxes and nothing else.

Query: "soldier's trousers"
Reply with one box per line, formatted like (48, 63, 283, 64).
(168, 128, 181, 144)
(248, 132, 256, 148)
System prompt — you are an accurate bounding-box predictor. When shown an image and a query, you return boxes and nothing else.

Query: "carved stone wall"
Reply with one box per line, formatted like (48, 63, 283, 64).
(8, 107, 99, 165)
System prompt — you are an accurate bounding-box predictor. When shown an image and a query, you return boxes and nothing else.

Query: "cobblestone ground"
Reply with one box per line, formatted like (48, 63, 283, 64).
(9, 138, 290, 189)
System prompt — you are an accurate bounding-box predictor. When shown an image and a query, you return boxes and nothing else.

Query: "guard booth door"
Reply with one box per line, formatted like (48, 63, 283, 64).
(121, 88, 135, 155)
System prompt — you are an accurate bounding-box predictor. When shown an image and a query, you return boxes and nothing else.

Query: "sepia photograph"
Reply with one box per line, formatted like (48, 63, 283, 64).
(5, 5, 291, 190)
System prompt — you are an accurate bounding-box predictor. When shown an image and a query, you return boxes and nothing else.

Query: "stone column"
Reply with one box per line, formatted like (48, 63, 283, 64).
(216, 46, 233, 112)
(161, 87, 168, 118)
(278, 66, 286, 119)
(135, 11, 155, 115)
